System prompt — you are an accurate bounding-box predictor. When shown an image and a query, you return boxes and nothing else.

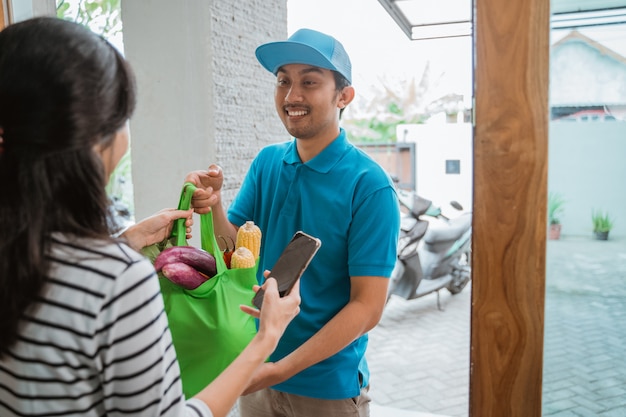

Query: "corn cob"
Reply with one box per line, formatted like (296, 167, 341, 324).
(230, 247, 256, 269)
(235, 221, 262, 259)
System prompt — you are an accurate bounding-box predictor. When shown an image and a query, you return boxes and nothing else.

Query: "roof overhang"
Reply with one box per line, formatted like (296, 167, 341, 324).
(377, 0, 472, 41)
(378, 0, 626, 40)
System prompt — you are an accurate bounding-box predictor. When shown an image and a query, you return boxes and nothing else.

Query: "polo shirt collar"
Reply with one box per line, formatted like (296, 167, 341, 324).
(283, 128, 349, 174)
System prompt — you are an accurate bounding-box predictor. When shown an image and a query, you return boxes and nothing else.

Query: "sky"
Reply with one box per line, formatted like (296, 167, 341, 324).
(287, 0, 474, 107)
(287, 0, 474, 108)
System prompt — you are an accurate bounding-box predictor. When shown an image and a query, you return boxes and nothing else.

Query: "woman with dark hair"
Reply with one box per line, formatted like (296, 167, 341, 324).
(0, 17, 300, 417)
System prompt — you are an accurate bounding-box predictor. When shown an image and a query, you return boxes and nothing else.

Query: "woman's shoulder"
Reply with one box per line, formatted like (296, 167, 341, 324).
(49, 233, 154, 281)
(45, 234, 159, 322)
(50, 232, 142, 258)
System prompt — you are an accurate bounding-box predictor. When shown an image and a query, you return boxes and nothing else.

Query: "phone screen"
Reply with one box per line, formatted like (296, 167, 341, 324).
(252, 231, 321, 309)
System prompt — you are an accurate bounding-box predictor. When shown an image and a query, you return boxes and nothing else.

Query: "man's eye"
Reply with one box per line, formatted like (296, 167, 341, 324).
(277, 79, 288, 86)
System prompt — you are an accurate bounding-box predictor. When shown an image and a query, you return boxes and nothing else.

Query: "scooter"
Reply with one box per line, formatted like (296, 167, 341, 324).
(387, 187, 472, 310)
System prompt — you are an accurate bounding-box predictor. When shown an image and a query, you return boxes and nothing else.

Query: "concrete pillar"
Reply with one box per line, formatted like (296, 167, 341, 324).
(121, 0, 286, 227)
(121, 1, 216, 222)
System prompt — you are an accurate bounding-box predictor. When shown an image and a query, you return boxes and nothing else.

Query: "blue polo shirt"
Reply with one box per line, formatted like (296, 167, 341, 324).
(228, 128, 400, 400)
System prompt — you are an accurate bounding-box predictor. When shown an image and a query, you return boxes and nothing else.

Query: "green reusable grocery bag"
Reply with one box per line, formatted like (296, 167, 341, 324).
(142, 182, 258, 398)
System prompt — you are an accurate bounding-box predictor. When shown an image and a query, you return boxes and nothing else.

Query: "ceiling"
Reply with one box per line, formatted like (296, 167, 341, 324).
(378, 0, 626, 40)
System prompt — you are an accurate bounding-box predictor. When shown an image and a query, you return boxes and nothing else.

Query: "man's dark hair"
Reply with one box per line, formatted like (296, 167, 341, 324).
(333, 71, 351, 119)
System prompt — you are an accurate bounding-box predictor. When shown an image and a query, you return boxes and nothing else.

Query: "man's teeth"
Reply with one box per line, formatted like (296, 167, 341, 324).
(287, 110, 308, 116)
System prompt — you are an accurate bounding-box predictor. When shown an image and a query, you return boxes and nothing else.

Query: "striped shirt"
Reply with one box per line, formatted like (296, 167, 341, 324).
(0, 234, 212, 417)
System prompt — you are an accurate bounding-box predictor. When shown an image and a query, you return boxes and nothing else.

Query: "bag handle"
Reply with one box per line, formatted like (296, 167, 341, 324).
(172, 182, 227, 272)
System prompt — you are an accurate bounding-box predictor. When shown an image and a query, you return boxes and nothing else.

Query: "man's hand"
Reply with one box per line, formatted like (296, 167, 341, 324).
(185, 164, 224, 215)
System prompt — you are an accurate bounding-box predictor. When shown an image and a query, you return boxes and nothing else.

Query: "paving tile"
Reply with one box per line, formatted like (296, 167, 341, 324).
(599, 409, 626, 417)
(367, 237, 626, 417)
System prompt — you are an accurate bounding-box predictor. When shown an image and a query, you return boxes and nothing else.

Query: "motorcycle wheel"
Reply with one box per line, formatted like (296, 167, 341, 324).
(447, 272, 470, 294)
(446, 251, 471, 295)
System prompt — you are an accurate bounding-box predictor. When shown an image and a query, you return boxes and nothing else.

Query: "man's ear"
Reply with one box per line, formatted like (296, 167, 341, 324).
(338, 85, 355, 109)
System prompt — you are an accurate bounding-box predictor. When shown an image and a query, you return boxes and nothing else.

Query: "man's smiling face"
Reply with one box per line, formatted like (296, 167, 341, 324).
(274, 64, 343, 141)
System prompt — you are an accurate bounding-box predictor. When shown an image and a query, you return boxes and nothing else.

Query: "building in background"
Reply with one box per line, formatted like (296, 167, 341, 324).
(551, 30, 626, 121)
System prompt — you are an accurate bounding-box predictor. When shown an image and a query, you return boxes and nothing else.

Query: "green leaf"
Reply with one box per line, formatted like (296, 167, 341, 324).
(592, 209, 614, 232)
(56, 1, 70, 17)
(547, 192, 565, 225)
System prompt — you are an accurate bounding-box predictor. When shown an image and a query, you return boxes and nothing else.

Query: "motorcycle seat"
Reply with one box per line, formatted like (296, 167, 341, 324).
(424, 213, 472, 244)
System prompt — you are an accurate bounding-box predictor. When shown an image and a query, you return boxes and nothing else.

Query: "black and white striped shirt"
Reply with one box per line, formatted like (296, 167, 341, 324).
(0, 234, 212, 417)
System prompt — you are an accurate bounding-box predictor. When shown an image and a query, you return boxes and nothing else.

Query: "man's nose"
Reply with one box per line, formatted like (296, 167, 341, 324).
(285, 84, 303, 102)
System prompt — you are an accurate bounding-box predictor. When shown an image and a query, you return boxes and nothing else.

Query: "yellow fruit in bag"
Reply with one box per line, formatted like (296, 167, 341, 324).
(230, 247, 256, 269)
(235, 221, 262, 259)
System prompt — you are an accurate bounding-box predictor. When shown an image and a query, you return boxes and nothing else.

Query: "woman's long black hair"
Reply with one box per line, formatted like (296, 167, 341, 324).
(0, 17, 137, 355)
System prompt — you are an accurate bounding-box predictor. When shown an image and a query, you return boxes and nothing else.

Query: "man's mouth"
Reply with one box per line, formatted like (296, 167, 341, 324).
(286, 108, 309, 117)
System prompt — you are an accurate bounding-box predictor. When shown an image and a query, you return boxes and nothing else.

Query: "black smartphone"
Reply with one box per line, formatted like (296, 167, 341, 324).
(252, 231, 321, 309)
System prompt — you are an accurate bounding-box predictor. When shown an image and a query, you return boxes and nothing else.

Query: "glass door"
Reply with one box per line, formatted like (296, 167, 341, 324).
(543, 12, 626, 415)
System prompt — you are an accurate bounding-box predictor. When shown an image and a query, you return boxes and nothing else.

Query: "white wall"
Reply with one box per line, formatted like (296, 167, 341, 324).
(397, 121, 626, 238)
(548, 121, 626, 237)
(397, 123, 474, 215)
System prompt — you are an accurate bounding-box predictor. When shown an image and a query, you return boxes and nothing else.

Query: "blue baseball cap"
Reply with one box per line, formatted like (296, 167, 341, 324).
(255, 28, 352, 84)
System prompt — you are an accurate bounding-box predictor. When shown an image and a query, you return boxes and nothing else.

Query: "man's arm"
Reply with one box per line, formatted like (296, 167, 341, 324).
(242, 274, 388, 394)
(205, 197, 238, 249)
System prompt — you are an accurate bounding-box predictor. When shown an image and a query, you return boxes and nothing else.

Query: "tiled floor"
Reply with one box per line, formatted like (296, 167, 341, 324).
(367, 288, 470, 416)
(372, 403, 449, 417)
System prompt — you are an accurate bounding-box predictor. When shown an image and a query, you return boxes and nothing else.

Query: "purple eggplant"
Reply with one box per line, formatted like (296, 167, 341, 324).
(154, 246, 217, 278)
(161, 262, 210, 289)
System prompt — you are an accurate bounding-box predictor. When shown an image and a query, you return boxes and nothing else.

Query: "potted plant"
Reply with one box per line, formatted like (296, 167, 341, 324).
(592, 209, 614, 240)
(548, 192, 565, 240)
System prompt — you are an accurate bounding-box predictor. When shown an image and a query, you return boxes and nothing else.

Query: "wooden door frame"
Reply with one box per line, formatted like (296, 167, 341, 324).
(1, 0, 8, 30)
(470, 0, 549, 416)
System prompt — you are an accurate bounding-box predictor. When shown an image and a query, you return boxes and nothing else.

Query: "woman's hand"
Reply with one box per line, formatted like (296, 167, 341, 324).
(240, 274, 301, 349)
(122, 208, 193, 251)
